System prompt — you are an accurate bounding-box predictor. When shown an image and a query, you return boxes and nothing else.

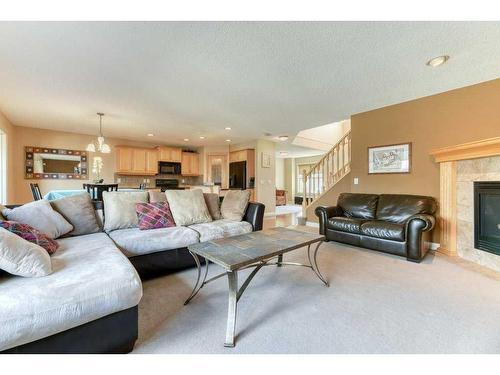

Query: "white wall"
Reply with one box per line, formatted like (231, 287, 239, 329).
(275, 158, 285, 190)
(255, 139, 276, 214)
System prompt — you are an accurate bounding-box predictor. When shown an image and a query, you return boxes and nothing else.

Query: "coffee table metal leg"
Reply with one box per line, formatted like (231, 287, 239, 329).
(308, 242, 329, 287)
(184, 252, 209, 305)
(225, 270, 238, 347)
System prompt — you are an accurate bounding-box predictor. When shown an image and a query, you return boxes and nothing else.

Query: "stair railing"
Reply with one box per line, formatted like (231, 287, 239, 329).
(301, 130, 351, 216)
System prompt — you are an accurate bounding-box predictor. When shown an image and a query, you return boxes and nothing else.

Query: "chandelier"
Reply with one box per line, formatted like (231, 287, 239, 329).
(86, 112, 111, 153)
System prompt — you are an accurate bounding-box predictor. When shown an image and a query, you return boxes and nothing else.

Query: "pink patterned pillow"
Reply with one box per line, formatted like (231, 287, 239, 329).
(0, 220, 59, 254)
(135, 202, 176, 230)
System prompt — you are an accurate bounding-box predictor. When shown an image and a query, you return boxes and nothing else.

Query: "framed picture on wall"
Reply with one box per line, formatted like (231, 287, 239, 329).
(368, 142, 411, 174)
(261, 152, 271, 168)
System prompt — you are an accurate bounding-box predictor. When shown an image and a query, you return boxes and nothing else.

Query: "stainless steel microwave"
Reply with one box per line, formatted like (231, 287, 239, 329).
(158, 162, 181, 175)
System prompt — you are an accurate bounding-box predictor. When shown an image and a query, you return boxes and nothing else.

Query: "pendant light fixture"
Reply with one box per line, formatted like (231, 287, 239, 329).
(86, 112, 111, 153)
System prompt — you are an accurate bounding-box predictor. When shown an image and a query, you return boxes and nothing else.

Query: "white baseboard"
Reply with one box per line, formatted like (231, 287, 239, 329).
(426, 242, 440, 251)
(305, 221, 319, 228)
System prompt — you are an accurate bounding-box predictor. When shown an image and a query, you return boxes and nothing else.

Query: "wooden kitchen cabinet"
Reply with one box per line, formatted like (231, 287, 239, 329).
(157, 146, 182, 162)
(145, 149, 158, 174)
(116, 146, 158, 175)
(181, 152, 200, 176)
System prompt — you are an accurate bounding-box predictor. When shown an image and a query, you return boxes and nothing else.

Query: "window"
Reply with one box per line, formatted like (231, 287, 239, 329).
(0, 130, 6, 204)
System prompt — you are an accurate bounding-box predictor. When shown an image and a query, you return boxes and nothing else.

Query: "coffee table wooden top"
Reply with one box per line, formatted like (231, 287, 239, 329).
(187, 227, 325, 271)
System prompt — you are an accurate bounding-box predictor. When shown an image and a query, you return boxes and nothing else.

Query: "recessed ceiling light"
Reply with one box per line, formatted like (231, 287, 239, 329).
(183, 138, 189, 142)
(147, 133, 154, 137)
(225, 127, 232, 130)
(426, 55, 450, 67)
(278, 135, 289, 141)
(199, 136, 205, 139)
(225, 139, 231, 142)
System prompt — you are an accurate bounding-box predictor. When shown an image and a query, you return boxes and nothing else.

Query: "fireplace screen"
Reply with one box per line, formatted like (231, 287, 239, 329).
(474, 181, 500, 256)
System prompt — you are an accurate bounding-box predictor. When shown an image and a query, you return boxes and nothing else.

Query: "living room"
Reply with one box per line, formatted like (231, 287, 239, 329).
(1, 2, 499, 373)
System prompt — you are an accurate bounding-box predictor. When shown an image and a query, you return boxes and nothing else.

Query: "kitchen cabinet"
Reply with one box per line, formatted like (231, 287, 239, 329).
(181, 152, 200, 176)
(116, 146, 158, 175)
(157, 146, 182, 162)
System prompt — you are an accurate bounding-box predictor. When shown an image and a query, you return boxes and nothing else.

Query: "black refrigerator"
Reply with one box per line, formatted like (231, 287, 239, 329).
(229, 161, 246, 189)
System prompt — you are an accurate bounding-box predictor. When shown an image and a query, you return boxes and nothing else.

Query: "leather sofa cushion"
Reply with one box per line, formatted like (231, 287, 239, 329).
(337, 193, 379, 219)
(376, 194, 437, 224)
(360, 220, 405, 242)
(327, 217, 365, 234)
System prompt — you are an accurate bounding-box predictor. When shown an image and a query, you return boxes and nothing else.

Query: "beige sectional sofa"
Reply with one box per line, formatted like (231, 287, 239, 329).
(0, 190, 265, 353)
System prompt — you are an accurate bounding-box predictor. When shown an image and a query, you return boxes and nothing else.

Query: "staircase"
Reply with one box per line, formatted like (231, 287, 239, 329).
(301, 130, 351, 216)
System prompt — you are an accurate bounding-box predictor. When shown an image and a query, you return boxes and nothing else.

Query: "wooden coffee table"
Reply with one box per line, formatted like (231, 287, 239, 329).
(184, 227, 328, 347)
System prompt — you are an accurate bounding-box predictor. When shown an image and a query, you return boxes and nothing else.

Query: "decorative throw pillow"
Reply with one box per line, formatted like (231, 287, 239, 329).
(50, 193, 101, 236)
(0, 228, 52, 277)
(0, 220, 59, 254)
(203, 193, 222, 220)
(221, 190, 251, 221)
(102, 191, 149, 232)
(165, 189, 212, 226)
(135, 202, 176, 230)
(148, 191, 167, 203)
(2, 199, 73, 239)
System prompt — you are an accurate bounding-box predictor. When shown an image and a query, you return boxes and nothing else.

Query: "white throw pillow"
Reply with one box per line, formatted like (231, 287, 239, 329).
(221, 190, 251, 221)
(102, 191, 149, 232)
(2, 199, 73, 239)
(0, 227, 52, 277)
(165, 189, 212, 226)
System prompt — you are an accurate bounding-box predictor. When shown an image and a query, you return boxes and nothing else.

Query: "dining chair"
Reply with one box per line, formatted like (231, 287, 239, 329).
(30, 183, 43, 201)
(139, 183, 146, 190)
(83, 183, 119, 201)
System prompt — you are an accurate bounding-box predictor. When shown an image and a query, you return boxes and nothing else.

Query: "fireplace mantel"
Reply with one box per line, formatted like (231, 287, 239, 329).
(430, 137, 500, 256)
(430, 136, 500, 162)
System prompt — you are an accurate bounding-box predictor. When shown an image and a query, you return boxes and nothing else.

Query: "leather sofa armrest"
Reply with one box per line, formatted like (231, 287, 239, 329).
(405, 214, 436, 262)
(243, 202, 265, 231)
(405, 214, 435, 233)
(315, 206, 343, 235)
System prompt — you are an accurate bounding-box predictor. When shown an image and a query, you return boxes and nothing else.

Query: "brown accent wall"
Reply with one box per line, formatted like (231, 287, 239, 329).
(307, 78, 500, 242)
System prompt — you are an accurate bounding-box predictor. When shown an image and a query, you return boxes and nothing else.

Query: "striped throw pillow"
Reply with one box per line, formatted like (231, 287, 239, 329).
(135, 202, 176, 230)
(0, 220, 59, 254)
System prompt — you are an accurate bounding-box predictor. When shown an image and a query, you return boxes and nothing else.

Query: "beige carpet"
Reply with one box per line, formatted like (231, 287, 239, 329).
(133, 233, 500, 354)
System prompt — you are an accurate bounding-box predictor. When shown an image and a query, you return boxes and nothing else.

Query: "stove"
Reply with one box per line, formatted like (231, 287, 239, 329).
(155, 179, 184, 192)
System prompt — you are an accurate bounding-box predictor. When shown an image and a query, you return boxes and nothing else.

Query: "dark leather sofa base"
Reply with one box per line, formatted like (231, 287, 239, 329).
(2, 306, 138, 354)
(130, 247, 204, 280)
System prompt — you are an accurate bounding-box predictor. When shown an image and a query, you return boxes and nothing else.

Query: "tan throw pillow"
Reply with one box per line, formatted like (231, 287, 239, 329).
(2, 199, 73, 239)
(203, 193, 221, 220)
(102, 191, 148, 232)
(50, 193, 101, 236)
(221, 190, 251, 221)
(0, 227, 52, 277)
(165, 189, 212, 226)
(149, 191, 167, 203)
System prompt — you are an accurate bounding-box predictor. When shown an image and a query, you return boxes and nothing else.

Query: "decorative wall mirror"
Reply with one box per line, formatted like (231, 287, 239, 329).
(25, 146, 88, 180)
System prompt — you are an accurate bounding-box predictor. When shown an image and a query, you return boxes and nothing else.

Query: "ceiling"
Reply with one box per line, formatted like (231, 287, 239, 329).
(0, 22, 499, 148)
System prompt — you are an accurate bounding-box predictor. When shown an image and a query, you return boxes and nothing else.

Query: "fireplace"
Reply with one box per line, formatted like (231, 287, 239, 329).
(474, 181, 500, 256)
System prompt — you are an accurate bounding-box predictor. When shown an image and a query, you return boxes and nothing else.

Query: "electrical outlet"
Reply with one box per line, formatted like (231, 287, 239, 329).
(354, 178, 359, 185)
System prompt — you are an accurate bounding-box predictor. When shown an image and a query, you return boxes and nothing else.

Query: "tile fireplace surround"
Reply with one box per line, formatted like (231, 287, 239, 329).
(431, 137, 500, 272)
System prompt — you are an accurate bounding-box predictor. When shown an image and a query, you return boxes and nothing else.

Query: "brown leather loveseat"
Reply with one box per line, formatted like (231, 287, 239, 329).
(315, 193, 437, 262)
